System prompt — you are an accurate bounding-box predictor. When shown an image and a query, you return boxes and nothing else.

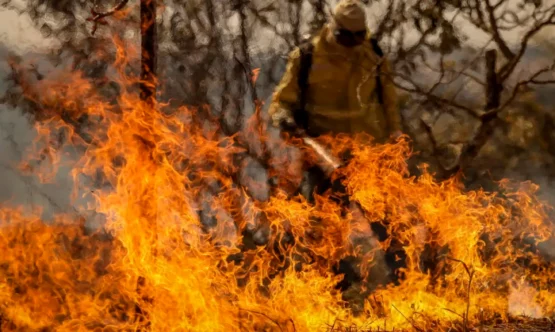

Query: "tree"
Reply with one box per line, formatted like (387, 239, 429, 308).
(353, 0, 555, 180)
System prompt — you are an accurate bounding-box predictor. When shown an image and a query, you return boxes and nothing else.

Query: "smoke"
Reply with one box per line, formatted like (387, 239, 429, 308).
(508, 281, 544, 319)
(0, 106, 73, 220)
(0, 43, 98, 226)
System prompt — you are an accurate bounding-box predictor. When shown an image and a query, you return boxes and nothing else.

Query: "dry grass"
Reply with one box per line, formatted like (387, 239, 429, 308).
(325, 256, 553, 332)
(325, 316, 555, 332)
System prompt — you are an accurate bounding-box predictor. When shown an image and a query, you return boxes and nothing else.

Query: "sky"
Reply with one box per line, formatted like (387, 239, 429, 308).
(0, 1, 554, 53)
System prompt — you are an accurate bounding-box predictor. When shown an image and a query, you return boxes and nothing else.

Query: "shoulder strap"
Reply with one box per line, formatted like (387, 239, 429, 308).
(295, 40, 314, 130)
(370, 37, 384, 106)
(370, 37, 384, 57)
(293, 38, 385, 130)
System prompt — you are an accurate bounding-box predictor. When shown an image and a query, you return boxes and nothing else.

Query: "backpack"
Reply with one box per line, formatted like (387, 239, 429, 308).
(293, 37, 385, 132)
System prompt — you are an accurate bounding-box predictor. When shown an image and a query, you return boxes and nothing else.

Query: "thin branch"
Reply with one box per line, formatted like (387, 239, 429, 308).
(485, 0, 514, 59)
(530, 78, 555, 84)
(497, 60, 555, 112)
(401, 26, 436, 61)
(426, 53, 447, 95)
(472, 0, 489, 31)
(498, 10, 533, 30)
(445, 256, 475, 332)
(420, 116, 441, 163)
(288, 318, 296, 332)
(238, 308, 285, 332)
(86, 0, 130, 35)
(492, 0, 505, 10)
(457, 70, 487, 86)
(442, 307, 465, 320)
(247, 5, 291, 48)
(391, 304, 423, 332)
(448, 77, 473, 106)
(392, 73, 481, 118)
(423, 39, 494, 89)
(499, 9, 555, 81)
(373, 0, 396, 40)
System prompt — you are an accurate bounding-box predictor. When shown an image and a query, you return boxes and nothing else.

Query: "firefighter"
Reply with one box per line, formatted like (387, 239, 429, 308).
(269, 0, 401, 142)
(269, 0, 402, 203)
(267, 0, 402, 311)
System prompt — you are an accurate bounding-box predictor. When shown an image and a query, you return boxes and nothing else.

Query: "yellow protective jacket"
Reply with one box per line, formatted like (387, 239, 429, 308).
(268, 25, 401, 142)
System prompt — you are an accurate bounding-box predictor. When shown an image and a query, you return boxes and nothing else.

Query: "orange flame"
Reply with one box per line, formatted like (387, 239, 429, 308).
(252, 68, 261, 84)
(0, 36, 553, 331)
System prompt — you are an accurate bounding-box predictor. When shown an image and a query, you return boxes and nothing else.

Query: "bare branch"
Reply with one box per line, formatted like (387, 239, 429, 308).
(86, 0, 130, 35)
(401, 26, 436, 61)
(499, 9, 555, 81)
(498, 10, 533, 30)
(492, 0, 505, 10)
(373, 0, 396, 40)
(425, 38, 493, 88)
(498, 60, 555, 111)
(530, 78, 555, 85)
(426, 53, 447, 95)
(472, 0, 489, 31)
(247, 5, 291, 48)
(485, 0, 515, 59)
(392, 73, 481, 118)
(419, 115, 443, 167)
(449, 77, 474, 105)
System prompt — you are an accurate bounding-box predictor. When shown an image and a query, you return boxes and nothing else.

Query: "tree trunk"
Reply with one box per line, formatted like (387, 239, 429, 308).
(140, 0, 157, 104)
(135, 1, 157, 328)
(442, 49, 504, 179)
(485, 49, 501, 110)
(463, 50, 503, 162)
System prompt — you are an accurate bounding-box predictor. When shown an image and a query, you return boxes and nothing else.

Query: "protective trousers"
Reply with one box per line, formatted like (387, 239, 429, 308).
(297, 155, 398, 314)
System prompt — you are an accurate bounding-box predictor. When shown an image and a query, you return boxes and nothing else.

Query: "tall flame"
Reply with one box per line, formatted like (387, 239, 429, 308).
(0, 37, 553, 331)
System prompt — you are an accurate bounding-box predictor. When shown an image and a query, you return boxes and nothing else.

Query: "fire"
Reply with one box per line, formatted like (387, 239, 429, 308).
(0, 36, 553, 331)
